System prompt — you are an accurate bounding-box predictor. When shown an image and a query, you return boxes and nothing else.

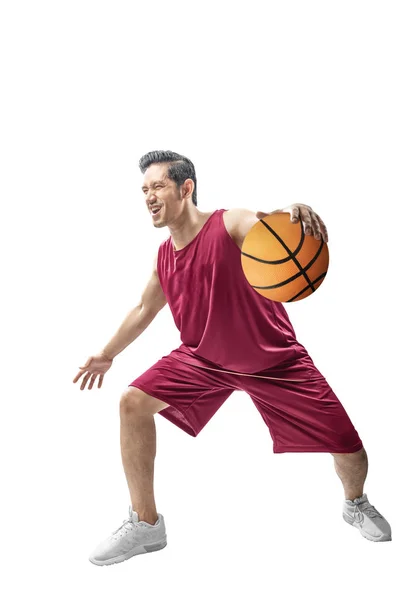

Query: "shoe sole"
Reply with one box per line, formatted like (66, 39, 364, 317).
(342, 513, 392, 542)
(89, 537, 168, 566)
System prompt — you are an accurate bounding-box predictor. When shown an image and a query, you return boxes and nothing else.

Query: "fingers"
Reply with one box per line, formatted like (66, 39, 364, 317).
(81, 371, 100, 390)
(87, 373, 98, 390)
(297, 206, 329, 243)
(300, 209, 313, 235)
(317, 216, 329, 243)
(81, 373, 96, 390)
(310, 213, 321, 240)
(72, 357, 98, 389)
(73, 368, 102, 390)
(291, 206, 300, 223)
(72, 370, 84, 384)
(72, 358, 92, 382)
(72, 367, 90, 385)
(310, 213, 329, 243)
(80, 371, 92, 390)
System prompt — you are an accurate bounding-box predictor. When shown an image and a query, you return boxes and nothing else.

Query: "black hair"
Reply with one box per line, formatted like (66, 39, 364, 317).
(139, 150, 197, 206)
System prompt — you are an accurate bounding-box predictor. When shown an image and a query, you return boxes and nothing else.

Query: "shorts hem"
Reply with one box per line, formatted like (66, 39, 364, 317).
(273, 440, 364, 454)
(128, 383, 198, 437)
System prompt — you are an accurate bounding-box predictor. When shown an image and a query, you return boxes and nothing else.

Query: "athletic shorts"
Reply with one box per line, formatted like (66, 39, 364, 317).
(128, 348, 363, 453)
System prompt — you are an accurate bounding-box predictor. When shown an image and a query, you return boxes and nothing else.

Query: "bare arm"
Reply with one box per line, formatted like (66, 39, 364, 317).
(139, 253, 168, 318)
(225, 208, 260, 249)
(101, 253, 167, 359)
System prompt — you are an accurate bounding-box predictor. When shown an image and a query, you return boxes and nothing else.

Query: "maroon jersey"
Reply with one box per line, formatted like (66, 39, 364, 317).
(157, 209, 308, 374)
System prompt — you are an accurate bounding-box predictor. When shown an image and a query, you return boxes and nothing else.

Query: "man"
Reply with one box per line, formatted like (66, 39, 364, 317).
(73, 150, 391, 567)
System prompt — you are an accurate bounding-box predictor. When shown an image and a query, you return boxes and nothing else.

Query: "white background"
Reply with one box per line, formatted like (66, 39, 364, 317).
(1, 0, 399, 598)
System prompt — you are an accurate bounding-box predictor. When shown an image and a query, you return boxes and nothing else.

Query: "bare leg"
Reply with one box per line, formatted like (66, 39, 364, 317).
(119, 387, 169, 525)
(331, 447, 368, 501)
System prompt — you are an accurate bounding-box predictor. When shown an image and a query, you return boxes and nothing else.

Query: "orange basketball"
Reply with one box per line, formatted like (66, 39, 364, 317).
(241, 212, 329, 302)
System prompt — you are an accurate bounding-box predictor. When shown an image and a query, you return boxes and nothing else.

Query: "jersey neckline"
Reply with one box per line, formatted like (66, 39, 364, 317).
(172, 209, 221, 253)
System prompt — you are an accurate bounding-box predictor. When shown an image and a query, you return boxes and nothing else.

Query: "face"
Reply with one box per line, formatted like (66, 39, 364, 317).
(141, 163, 180, 228)
(142, 163, 193, 228)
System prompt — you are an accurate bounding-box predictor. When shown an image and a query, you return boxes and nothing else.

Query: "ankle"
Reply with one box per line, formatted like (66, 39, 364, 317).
(134, 505, 158, 525)
(345, 491, 364, 502)
(138, 513, 158, 525)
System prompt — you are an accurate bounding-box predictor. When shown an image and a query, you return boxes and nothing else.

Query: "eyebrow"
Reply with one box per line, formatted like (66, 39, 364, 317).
(142, 180, 166, 191)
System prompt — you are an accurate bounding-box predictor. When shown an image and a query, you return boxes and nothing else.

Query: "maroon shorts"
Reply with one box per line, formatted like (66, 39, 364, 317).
(128, 348, 363, 453)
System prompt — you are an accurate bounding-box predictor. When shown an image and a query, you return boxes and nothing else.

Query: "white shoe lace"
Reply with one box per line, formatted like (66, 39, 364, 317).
(111, 517, 138, 540)
(354, 501, 383, 522)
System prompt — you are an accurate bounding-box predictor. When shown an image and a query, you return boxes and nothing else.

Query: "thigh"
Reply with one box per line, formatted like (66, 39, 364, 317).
(128, 351, 236, 437)
(240, 355, 363, 454)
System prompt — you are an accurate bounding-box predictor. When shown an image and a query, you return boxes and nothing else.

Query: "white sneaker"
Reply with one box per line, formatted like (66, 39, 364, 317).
(89, 506, 167, 566)
(342, 493, 392, 542)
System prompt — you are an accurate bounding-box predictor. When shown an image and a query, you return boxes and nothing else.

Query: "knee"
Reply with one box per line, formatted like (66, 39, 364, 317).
(354, 446, 368, 465)
(119, 387, 149, 417)
(332, 446, 367, 463)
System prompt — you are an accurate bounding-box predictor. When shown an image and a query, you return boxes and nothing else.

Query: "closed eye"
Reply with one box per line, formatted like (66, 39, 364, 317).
(143, 185, 162, 193)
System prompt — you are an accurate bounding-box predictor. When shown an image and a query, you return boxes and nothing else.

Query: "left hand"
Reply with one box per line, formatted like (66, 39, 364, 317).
(256, 204, 329, 243)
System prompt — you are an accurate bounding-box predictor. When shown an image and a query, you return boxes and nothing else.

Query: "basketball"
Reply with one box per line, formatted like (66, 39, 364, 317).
(241, 212, 329, 302)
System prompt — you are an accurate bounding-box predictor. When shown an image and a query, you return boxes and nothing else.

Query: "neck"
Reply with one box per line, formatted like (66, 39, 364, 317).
(170, 209, 212, 251)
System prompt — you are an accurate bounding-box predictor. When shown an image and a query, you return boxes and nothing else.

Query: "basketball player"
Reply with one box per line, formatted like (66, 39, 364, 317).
(73, 150, 391, 566)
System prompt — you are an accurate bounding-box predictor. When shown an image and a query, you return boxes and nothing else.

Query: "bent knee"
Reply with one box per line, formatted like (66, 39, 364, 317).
(120, 386, 169, 416)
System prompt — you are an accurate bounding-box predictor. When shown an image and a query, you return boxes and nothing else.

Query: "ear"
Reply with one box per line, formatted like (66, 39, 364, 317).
(182, 178, 194, 200)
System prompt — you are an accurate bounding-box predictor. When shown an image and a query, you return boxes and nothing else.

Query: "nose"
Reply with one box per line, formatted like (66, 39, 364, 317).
(146, 192, 157, 204)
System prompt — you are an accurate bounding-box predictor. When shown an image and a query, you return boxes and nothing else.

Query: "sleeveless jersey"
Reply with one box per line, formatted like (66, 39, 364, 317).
(157, 209, 307, 374)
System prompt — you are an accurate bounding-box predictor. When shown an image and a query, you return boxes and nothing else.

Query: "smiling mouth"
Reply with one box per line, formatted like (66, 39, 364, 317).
(150, 207, 162, 216)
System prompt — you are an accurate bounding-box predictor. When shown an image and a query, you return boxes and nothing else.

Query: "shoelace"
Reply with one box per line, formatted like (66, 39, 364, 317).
(111, 517, 137, 539)
(354, 501, 383, 522)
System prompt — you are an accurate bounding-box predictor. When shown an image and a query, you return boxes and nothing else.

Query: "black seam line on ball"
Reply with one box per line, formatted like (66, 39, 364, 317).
(259, 219, 315, 290)
(286, 272, 327, 302)
(241, 224, 306, 265)
(251, 240, 325, 290)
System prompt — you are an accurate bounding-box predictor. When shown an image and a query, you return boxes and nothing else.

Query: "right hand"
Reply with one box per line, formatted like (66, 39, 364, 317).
(72, 351, 113, 390)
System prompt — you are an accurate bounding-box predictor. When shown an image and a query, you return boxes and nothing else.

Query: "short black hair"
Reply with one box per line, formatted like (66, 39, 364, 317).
(139, 150, 197, 206)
